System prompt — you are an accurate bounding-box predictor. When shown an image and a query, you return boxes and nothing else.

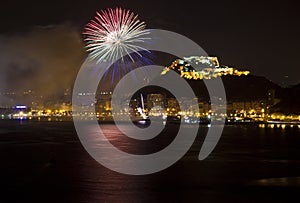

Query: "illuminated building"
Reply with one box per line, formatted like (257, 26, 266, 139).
(198, 101, 210, 114)
(96, 91, 113, 118)
(167, 98, 180, 116)
(161, 56, 250, 80)
(147, 94, 165, 109)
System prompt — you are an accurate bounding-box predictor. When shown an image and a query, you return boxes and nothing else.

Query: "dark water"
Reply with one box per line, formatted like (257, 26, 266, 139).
(0, 120, 300, 202)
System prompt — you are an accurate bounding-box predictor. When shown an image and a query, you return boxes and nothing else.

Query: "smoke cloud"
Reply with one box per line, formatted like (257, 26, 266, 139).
(0, 24, 87, 106)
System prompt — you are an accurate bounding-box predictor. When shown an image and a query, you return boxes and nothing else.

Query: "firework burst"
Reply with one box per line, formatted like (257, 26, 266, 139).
(83, 7, 151, 64)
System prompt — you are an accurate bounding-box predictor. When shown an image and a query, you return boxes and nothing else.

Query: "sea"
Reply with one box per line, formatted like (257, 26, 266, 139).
(0, 120, 300, 202)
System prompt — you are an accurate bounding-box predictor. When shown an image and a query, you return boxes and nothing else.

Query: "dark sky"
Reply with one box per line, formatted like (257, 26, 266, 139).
(0, 0, 299, 91)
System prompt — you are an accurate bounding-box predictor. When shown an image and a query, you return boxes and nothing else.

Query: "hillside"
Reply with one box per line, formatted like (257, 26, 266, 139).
(186, 74, 281, 102)
(270, 83, 300, 114)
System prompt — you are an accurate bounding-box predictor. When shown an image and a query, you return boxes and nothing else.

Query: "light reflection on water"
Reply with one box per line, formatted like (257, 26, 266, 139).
(75, 123, 300, 202)
(249, 176, 300, 187)
(259, 123, 300, 130)
(1, 121, 300, 202)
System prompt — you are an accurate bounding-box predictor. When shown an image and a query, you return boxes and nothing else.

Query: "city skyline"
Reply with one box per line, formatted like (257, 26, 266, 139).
(0, 57, 299, 118)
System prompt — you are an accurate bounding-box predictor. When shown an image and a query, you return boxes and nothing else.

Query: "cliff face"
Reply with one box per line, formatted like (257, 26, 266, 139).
(186, 74, 281, 102)
(271, 84, 300, 114)
(134, 74, 282, 102)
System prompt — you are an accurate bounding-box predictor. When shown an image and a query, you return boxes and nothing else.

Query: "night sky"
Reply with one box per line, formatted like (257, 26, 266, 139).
(0, 0, 299, 100)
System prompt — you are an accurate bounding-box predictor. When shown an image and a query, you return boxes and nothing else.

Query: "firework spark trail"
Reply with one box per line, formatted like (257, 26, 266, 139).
(83, 7, 151, 64)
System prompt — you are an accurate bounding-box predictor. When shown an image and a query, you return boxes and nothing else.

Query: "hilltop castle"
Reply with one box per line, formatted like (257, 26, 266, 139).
(161, 56, 250, 80)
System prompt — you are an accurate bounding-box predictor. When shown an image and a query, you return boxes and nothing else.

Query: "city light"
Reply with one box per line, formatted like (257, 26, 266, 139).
(0, 56, 299, 127)
(15, 105, 27, 109)
(161, 56, 250, 80)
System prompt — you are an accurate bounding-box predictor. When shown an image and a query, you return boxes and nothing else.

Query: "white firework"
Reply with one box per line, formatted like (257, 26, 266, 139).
(83, 7, 150, 64)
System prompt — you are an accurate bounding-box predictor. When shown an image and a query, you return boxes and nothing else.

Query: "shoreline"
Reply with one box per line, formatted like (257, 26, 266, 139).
(1, 116, 300, 127)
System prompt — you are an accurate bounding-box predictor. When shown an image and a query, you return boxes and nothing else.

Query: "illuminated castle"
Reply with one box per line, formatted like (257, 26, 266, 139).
(161, 56, 250, 80)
